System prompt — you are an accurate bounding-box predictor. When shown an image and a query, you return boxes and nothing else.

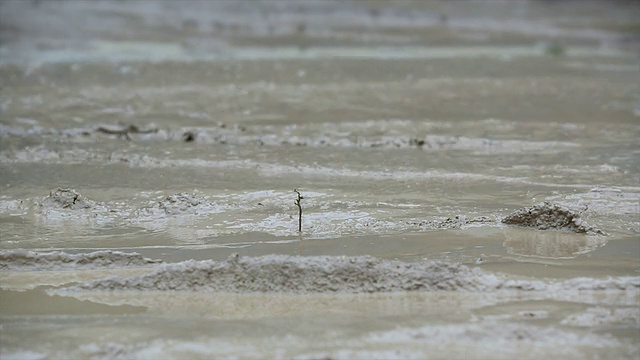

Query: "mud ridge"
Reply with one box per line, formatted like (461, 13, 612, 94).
(0, 250, 162, 271)
(60, 254, 497, 293)
(53, 254, 640, 294)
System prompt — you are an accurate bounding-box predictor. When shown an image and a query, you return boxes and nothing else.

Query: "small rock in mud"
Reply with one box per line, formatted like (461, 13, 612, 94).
(502, 202, 605, 235)
(38, 188, 97, 210)
(182, 131, 196, 142)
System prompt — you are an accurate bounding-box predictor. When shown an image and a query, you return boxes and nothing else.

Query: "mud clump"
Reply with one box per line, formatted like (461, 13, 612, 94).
(158, 193, 204, 215)
(68, 254, 496, 294)
(39, 188, 97, 210)
(502, 202, 605, 235)
(134, 193, 225, 218)
(149, 193, 223, 216)
(0, 250, 162, 271)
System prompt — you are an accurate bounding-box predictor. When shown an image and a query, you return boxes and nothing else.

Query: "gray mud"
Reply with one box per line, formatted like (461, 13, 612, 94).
(1, 0, 639, 359)
(37, 188, 99, 211)
(502, 202, 606, 235)
(53, 254, 639, 294)
(411, 215, 496, 230)
(0, 250, 161, 271)
(134, 192, 229, 216)
(21, 188, 615, 234)
(61, 254, 494, 293)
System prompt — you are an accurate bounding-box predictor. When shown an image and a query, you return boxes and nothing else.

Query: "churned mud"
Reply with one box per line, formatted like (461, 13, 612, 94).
(50, 253, 638, 294)
(57, 254, 492, 293)
(0, 250, 161, 271)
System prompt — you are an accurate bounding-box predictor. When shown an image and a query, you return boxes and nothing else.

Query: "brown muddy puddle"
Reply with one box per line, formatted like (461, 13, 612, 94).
(1, 0, 640, 359)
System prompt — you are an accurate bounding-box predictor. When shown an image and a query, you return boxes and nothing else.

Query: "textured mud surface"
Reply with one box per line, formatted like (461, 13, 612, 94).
(502, 202, 606, 235)
(63, 254, 494, 293)
(6, 188, 619, 244)
(1, 0, 639, 359)
(0, 250, 161, 271)
(54, 253, 638, 294)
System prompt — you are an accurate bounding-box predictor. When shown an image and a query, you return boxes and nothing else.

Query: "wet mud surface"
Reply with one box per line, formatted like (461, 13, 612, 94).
(1, 0, 640, 359)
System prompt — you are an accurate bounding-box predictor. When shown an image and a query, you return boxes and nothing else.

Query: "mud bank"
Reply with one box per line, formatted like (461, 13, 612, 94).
(0, 250, 161, 271)
(53, 254, 640, 294)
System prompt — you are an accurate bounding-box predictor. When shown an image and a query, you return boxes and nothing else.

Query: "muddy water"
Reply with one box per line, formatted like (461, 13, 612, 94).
(1, 1, 639, 359)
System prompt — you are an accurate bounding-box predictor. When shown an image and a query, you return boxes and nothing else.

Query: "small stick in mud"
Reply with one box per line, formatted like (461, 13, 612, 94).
(294, 188, 304, 232)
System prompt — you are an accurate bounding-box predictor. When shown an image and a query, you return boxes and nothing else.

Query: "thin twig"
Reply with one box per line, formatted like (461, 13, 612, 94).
(294, 188, 304, 232)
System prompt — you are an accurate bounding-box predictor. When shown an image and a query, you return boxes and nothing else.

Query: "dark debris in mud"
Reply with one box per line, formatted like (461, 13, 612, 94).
(2, 123, 470, 150)
(95, 124, 158, 141)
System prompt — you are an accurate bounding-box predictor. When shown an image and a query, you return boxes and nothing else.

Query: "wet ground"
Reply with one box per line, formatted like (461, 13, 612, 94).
(1, 0, 639, 359)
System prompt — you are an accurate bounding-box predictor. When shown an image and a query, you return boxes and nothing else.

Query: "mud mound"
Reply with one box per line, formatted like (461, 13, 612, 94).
(502, 202, 605, 235)
(38, 188, 97, 210)
(66, 254, 497, 293)
(0, 250, 162, 271)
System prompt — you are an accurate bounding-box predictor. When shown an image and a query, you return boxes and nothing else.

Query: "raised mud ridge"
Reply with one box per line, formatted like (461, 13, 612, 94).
(502, 202, 606, 235)
(57, 254, 639, 294)
(67, 254, 492, 293)
(0, 250, 162, 271)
